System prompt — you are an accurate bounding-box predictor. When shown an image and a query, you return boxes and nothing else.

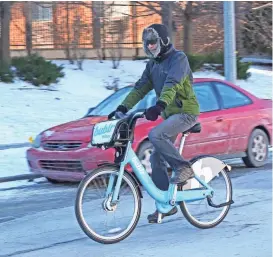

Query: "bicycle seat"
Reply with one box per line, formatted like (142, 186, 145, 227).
(183, 122, 201, 134)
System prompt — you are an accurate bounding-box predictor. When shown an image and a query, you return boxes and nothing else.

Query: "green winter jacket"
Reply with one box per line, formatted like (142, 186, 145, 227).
(121, 46, 200, 119)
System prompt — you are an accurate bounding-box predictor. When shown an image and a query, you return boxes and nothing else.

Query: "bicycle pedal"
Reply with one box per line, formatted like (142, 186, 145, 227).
(178, 181, 188, 187)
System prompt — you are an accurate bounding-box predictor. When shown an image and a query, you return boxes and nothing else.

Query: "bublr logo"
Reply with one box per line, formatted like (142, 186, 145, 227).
(93, 123, 116, 137)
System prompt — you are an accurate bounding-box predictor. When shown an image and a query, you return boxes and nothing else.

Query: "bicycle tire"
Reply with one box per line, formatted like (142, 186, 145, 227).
(75, 165, 142, 244)
(180, 157, 233, 229)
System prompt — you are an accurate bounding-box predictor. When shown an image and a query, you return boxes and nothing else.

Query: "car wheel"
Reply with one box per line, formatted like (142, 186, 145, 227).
(242, 129, 269, 168)
(137, 141, 153, 174)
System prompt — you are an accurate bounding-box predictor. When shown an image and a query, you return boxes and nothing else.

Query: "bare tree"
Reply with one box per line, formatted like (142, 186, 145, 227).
(23, 1, 32, 56)
(92, 1, 106, 62)
(173, 2, 224, 53)
(92, 1, 102, 49)
(108, 17, 129, 69)
(135, 1, 223, 53)
(238, 2, 272, 55)
(0, 2, 11, 66)
(71, 13, 87, 70)
(135, 1, 175, 41)
(65, 2, 72, 64)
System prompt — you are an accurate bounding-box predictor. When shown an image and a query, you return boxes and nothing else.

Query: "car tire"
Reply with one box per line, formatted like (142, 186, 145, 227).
(46, 177, 62, 184)
(242, 129, 269, 168)
(137, 141, 153, 174)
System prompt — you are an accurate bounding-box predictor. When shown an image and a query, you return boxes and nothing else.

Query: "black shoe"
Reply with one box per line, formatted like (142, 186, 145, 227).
(170, 165, 195, 184)
(147, 206, 178, 223)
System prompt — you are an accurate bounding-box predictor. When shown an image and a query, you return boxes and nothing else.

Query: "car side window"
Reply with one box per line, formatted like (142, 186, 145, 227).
(193, 83, 220, 112)
(214, 82, 252, 108)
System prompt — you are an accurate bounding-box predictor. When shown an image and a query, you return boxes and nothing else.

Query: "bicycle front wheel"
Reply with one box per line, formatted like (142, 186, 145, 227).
(75, 165, 141, 244)
(180, 157, 233, 229)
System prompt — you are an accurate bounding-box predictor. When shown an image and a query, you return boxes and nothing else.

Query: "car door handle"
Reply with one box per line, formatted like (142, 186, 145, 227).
(216, 116, 223, 122)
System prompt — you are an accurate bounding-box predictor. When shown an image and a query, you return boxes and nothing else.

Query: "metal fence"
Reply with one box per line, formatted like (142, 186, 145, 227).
(10, 1, 161, 50)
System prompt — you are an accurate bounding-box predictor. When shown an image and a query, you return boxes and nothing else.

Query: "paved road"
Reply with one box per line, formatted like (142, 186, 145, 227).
(0, 162, 272, 257)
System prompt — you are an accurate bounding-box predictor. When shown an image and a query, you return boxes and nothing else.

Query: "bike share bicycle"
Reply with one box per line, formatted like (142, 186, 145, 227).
(75, 110, 234, 244)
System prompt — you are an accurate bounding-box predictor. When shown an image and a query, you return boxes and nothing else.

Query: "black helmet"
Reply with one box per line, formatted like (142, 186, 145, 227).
(142, 24, 171, 58)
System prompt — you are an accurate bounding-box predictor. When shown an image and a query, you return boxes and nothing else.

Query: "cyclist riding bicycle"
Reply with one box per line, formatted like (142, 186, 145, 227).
(108, 23, 200, 223)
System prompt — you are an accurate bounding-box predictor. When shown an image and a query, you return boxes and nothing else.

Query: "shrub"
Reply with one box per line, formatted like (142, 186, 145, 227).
(188, 51, 251, 80)
(204, 51, 224, 64)
(11, 54, 65, 86)
(236, 56, 251, 80)
(187, 54, 206, 72)
(0, 63, 14, 83)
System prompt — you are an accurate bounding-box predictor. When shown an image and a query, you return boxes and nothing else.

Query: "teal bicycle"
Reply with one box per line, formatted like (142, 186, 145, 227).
(75, 110, 234, 244)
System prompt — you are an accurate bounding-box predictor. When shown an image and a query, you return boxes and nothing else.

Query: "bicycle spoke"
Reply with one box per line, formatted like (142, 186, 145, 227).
(181, 168, 231, 227)
(77, 169, 140, 242)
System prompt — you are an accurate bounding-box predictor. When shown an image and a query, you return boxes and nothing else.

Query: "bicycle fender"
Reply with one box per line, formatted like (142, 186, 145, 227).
(185, 155, 229, 190)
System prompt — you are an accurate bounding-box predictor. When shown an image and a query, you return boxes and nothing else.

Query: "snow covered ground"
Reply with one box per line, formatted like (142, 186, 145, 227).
(0, 60, 272, 145)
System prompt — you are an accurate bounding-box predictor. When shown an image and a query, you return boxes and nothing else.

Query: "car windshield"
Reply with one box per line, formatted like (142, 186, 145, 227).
(86, 87, 155, 116)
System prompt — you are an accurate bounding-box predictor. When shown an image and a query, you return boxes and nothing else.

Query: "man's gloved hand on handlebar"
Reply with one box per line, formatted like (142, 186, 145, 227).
(108, 105, 128, 120)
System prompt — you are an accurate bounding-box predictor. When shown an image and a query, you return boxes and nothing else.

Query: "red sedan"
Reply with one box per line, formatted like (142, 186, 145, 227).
(26, 78, 272, 183)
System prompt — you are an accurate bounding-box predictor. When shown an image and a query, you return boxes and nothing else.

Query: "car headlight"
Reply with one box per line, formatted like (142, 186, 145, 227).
(32, 134, 42, 148)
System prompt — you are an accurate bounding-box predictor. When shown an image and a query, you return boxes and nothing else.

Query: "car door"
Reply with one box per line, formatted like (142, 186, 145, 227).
(183, 82, 230, 159)
(212, 82, 254, 154)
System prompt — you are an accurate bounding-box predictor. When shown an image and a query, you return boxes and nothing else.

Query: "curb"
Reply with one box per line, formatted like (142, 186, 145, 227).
(0, 174, 44, 183)
(0, 142, 31, 150)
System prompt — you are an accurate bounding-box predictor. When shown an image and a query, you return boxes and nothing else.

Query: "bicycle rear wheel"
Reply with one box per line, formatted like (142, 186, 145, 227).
(75, 165, 141, 244)
(180, 157, 233, 229)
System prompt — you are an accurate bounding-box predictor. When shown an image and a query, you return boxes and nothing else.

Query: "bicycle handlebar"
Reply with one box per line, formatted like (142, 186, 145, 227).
(113, 109, 146, 121)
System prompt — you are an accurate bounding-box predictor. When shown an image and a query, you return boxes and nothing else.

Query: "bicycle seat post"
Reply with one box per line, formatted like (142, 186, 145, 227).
(178, 132, 189, 155)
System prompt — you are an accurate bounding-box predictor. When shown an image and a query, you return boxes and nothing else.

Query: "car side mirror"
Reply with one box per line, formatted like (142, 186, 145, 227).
(83, 107, 95, 117)
(87, 107, 94, 113)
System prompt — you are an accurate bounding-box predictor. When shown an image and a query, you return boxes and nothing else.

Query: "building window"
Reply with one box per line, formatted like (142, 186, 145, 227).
(32, 2, 53, 21)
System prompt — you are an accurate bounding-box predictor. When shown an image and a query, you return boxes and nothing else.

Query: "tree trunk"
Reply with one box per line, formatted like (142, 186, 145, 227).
(0, 2, 11, 65)
(132, 2, 138, 58)
(66, 2, 72, 63)
(24, 2, 32, 56)
(101, 2, 106, 60)
(92, 1, 101, 48)
(161, 2, 173, 44)
(183, 2, 193, 54)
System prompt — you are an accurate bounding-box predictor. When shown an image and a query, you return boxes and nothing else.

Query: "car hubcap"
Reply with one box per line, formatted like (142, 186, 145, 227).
(252, 135, 267, 162)
(141, 149, 152, 174)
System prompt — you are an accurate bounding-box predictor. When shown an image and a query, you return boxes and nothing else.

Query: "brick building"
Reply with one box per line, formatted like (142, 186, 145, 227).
(9, 1, 250, 59)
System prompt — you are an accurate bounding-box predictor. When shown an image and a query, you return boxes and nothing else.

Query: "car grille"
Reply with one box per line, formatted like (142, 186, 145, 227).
(39, 160, 84, 172)
(42, 141, 82, 151)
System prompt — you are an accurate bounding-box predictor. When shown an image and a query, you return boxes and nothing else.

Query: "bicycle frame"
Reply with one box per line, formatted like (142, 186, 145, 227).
(109, 140, 214, 214)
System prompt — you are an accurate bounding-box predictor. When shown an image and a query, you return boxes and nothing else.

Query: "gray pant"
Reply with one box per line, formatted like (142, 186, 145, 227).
(149, 113, 198, 191)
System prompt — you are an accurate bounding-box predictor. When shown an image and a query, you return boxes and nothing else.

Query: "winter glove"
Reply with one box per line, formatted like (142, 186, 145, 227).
(108, 105, 128, 120)
(145, 101, 166, 121)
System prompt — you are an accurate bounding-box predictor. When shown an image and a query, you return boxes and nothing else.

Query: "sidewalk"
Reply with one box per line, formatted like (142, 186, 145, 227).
(0, 142, 31, 150)
(0, 143, 43, 183)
